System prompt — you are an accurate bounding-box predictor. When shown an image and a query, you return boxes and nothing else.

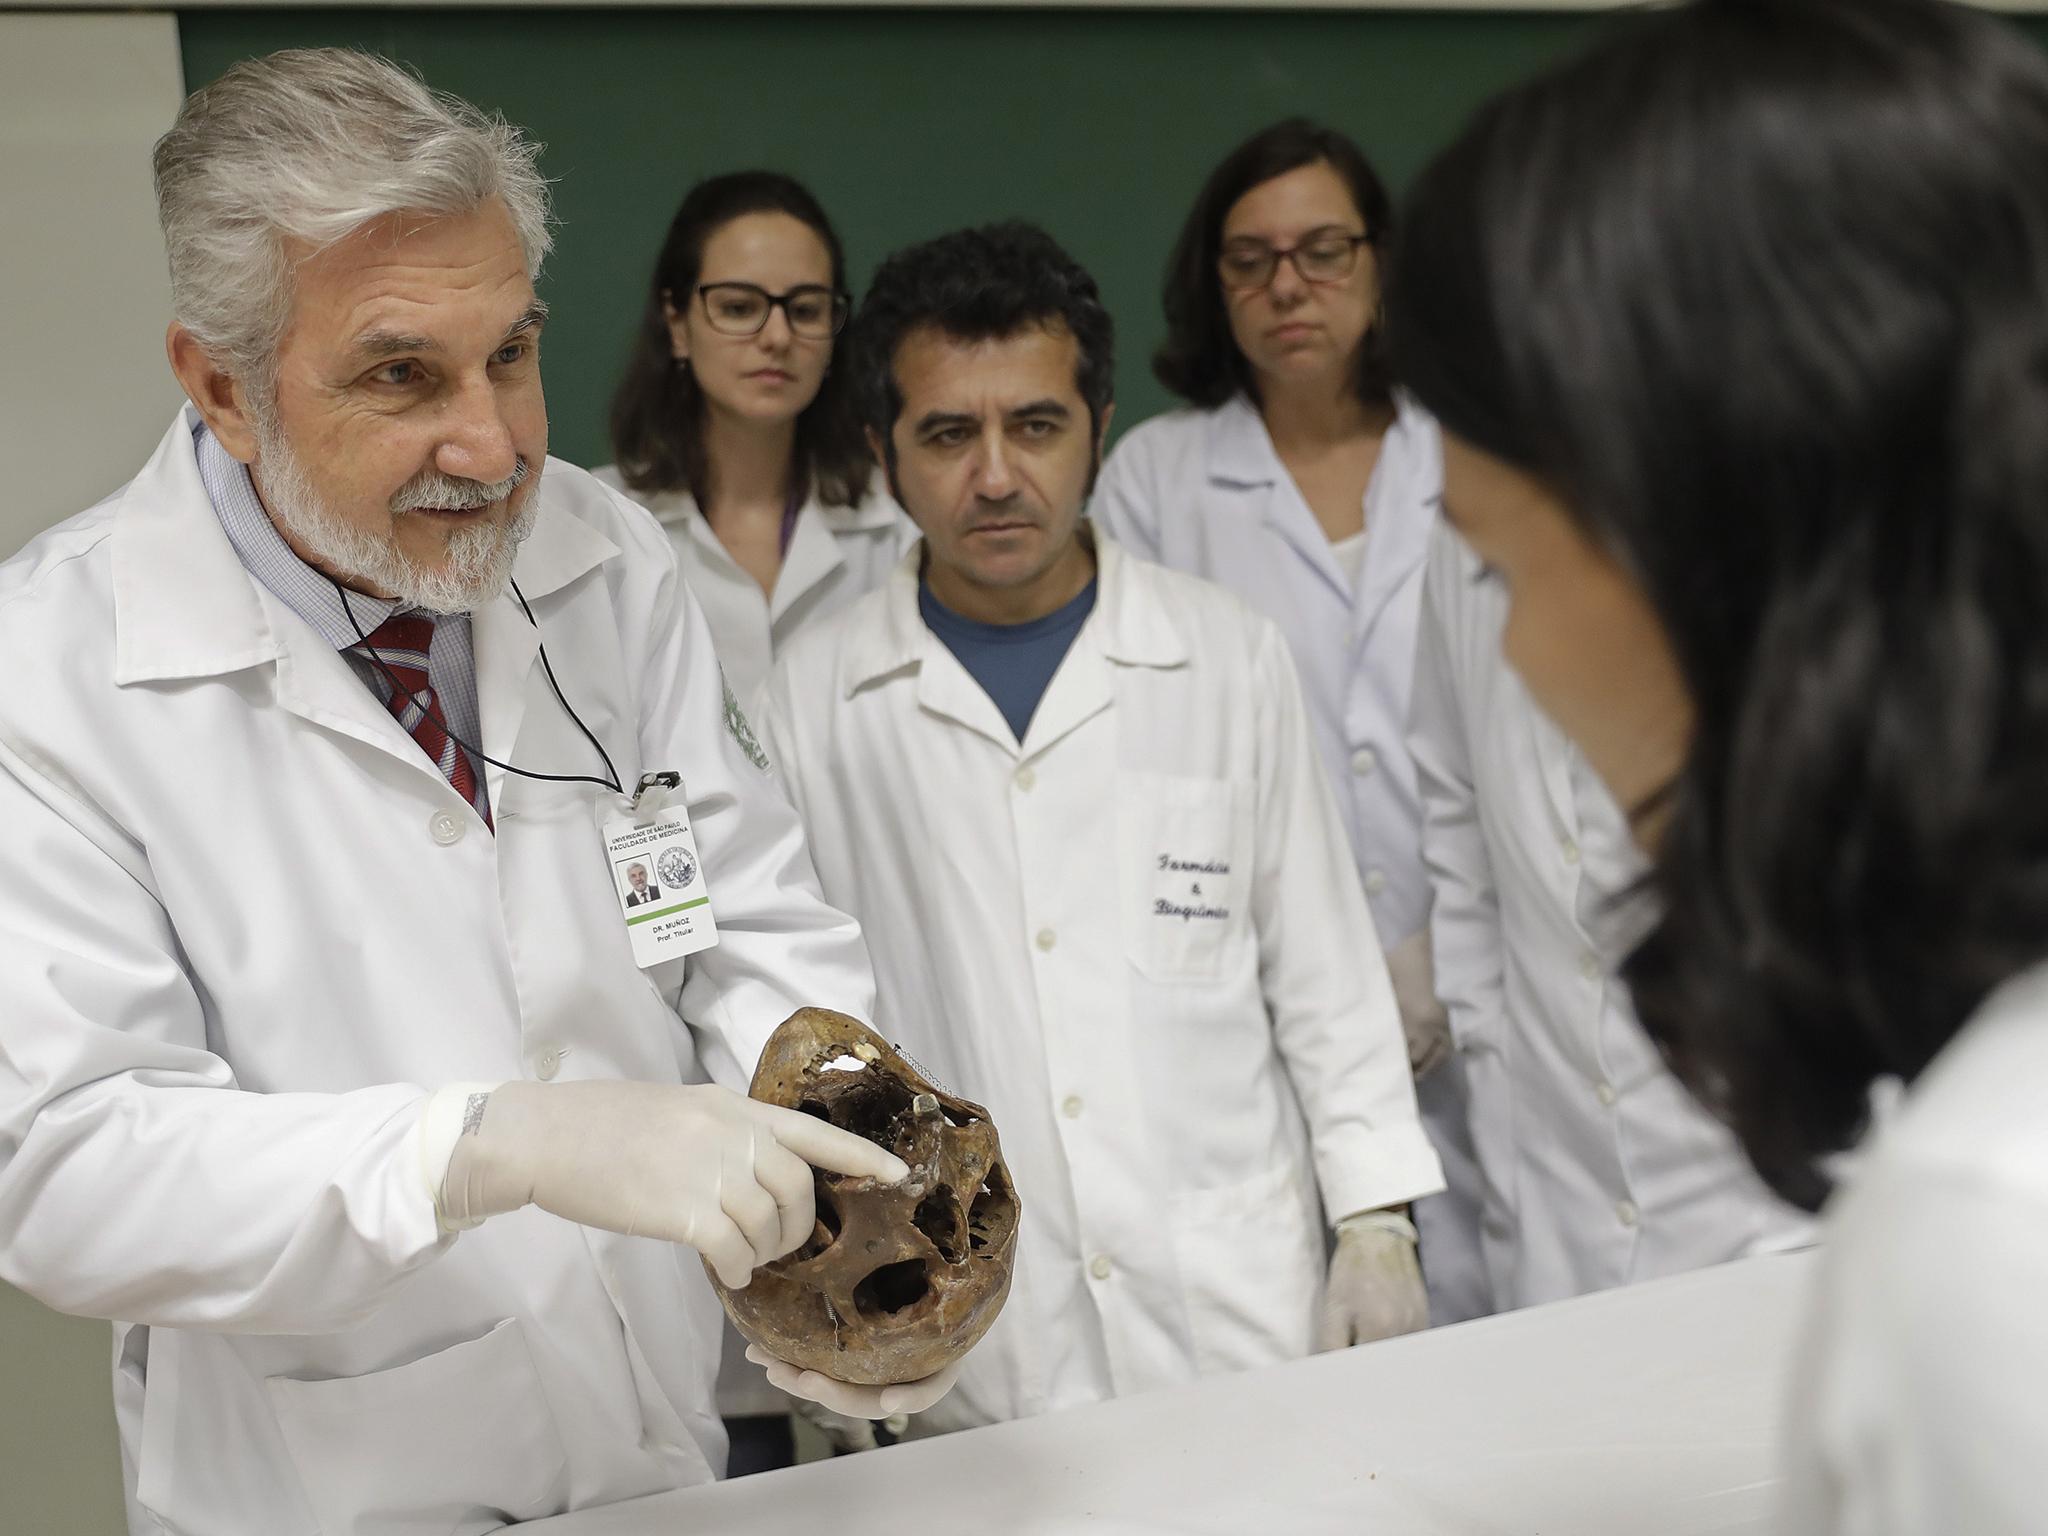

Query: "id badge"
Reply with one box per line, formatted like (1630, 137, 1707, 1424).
(603, 774, 718, 968)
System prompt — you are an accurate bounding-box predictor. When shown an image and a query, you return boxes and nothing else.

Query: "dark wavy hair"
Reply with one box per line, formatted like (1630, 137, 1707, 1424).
(850, 221, 1115, 479)
(1153, 118, 1396, 411)
(606, 171, 869, 508)
(1388, 0, 2048, 1212)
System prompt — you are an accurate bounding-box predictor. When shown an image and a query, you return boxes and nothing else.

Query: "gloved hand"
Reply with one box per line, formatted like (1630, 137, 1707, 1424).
(746, 1342, 961, 1420)
(1313, 1209, 1429, 1351)
(441, 1080, 908, 1287)
(1383, 930, 1454, 1078)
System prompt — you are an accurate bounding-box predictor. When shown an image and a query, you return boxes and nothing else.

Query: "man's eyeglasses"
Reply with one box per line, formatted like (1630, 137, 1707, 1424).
(1217, 230, 1374, 293)
(694, 282, 850, 339)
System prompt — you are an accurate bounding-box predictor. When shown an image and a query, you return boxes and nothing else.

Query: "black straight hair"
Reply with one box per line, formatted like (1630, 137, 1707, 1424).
(1387, 0, 2048, 1211)
(1153, 118, 1395, 411)
(606, 171, 869, 510)
(850, 220, 1115, 480)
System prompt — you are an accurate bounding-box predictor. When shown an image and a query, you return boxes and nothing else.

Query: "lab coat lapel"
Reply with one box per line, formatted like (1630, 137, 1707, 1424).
(111, 409, 285, 688)
(475, 492, 621, 809)
(1016, 638, 1112, 763)
(1259, 485, 1352, 608)
(1022, 539, 1185, 761)
(1525, 691, 1582, 844)
(1210, 397, 1351, 608)
(470, 596, 543, 812)
(768, 501, 843, 626)
(1350, 408, 1439, 658)
(109, 410, 462, 787)
(858, 552, 1016, 755)
(263, 592, 465, 782)
(916, 638, 1022, 756)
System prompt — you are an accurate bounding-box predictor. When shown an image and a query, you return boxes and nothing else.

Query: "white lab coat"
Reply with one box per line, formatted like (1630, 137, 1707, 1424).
(589, 468, 913, 709)
(1778, 963, 2048, 1535)
(1409, 521, 1812, 1311)
(757, 536, 1444, 1433)
(0, 409, 877, 1535)
(1089, 395, 1492, 1323)
(587, 467, 910, 1423)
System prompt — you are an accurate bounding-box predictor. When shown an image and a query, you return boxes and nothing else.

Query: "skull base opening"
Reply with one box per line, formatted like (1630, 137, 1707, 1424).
(708, 1008, 1020, 1386)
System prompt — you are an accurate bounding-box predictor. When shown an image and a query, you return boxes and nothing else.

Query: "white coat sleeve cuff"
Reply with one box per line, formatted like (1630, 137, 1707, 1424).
(1315, 1121, 1447, 1227)
(416, 1082, 506, 1234)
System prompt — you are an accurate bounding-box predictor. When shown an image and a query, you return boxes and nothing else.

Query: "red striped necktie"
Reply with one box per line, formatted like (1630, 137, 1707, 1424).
(358, 613, 492, 830)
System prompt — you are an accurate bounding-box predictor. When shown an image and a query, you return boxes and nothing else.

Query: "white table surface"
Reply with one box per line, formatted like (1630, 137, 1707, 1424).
(526, 1249, 1815, 1535)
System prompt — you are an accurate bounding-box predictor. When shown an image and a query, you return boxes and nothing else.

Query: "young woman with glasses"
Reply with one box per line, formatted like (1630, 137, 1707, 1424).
(1090, 119, 1494, 1328)
(600, 172, 911, 706)
(597, 173, 908, 1475)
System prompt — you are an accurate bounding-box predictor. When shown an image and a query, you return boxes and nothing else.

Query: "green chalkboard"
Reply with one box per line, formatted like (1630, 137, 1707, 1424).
(179, 8, 2048, 468)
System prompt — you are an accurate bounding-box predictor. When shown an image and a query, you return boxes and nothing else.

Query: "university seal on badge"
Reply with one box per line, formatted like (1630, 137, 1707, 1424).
(658, 846, 697, 891)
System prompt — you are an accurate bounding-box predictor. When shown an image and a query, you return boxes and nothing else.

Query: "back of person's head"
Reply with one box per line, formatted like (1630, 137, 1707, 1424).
(1154, 117, 1395, 410)
(1387, 0, 2048, 1209)
(850, 221, 1116, 455)
(608, 170, 868, 507)
(154, 47, 551, 417)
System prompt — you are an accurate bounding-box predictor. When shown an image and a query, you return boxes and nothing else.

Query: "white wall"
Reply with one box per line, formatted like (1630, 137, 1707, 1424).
(0, 12, 187, 560)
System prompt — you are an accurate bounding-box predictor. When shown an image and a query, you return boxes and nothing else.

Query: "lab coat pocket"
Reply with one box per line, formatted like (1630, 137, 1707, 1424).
(1170, 1160, 1323, 1377)
(267, 1317, 569, 1536)
(1118, 771, 1251, 983)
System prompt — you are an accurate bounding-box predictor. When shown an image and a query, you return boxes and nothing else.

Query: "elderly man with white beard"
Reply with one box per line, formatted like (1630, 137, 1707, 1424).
(0, 48, 957, 1536)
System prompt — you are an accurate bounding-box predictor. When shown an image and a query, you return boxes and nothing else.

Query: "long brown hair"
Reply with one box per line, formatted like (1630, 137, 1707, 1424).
(1154, 119, 1395, 411)
(607, 171, 869, 508)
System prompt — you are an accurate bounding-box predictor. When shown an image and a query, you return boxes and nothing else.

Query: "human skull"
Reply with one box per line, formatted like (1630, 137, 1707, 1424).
(708, 1007, 1020, 1386)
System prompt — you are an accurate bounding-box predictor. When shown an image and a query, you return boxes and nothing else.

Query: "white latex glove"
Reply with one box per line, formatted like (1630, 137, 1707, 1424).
(1314, 1210, 1429, 1351)
(1383, 930, 1454, 1078)
(746, 1342, 962, 1420)
(442, 1080, 907, 1287)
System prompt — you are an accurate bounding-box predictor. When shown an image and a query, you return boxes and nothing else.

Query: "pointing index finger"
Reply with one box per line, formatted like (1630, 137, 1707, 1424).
(760, 1102, 910, 1184)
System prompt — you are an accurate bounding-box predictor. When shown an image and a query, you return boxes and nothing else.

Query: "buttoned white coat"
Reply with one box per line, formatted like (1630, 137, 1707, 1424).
(1090, 396, 1492, 1322)
(1409, 521, 1812, 1310)
(0, 409, 877, 1534)
(757, 536, 1443, 1431)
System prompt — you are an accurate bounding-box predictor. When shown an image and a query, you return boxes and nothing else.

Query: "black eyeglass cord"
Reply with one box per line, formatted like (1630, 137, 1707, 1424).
(334, 576, 624, 797)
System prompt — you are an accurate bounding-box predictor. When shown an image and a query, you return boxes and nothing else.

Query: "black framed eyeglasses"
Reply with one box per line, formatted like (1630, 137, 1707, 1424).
(695, 282, 850, 339)
(1217, 230, 1374, 292)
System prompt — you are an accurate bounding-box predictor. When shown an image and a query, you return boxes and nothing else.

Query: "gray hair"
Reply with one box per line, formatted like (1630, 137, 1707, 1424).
(153, 48, 553, 403)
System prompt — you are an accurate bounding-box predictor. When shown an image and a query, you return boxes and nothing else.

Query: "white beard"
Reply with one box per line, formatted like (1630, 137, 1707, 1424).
(252, 419, 539, 616)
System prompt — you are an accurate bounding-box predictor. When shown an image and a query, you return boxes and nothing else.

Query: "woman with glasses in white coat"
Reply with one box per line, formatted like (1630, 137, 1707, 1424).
(598, 173, 911, 709)
(1090, 120, 1489, 1322)
(597, 173, 910, 1472)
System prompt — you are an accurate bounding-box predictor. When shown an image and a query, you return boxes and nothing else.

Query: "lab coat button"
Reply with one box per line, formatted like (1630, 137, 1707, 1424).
(1579, 952, 1602, 982)
(1615, 1199, 1640, 1228)
(429, 810, 464, 846)
(1089, 1255, 1113, 1281)
(1015, 766, 1036, 792)
(535, 1048, 561, 1081)
(1595, 1080, 1617, 1107)
(1364, 868, 1388, 897)
(1061, 1095, 1084, 1119)
(1562, 839, 1582, 866)
(1351, 748, 1378, 777)
(1035, 928, 1057, 953)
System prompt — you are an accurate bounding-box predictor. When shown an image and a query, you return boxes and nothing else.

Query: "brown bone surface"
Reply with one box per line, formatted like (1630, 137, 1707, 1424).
(707, 1008, 1020, 1386)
